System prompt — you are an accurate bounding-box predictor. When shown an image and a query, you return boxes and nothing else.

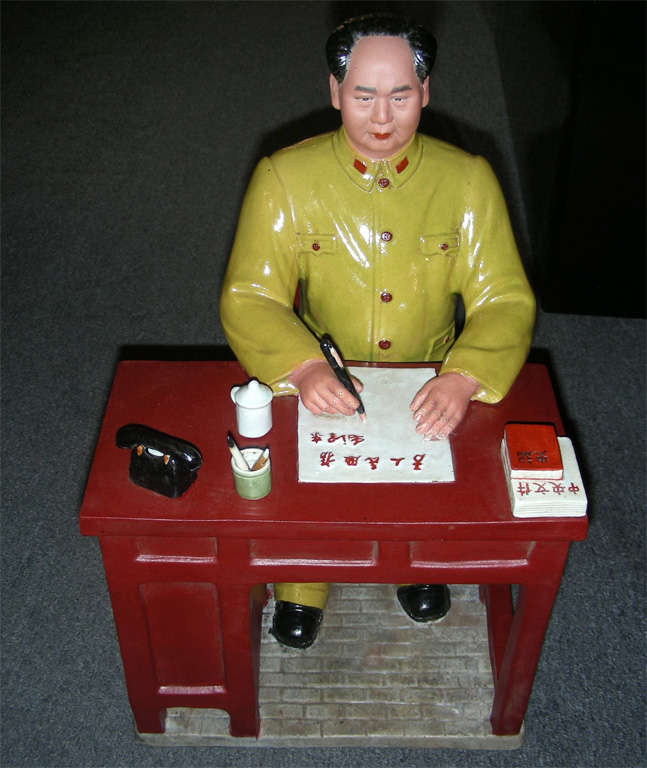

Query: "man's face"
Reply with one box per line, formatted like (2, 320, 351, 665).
(330, 36, 429, 160)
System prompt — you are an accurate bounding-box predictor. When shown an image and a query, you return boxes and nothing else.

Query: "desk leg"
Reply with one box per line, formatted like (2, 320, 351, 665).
(219, 583, 264, 738)
(100, 539, 167, 734)
(132, 708, 166, 734)
(489, 582, 560, 735)
(480, 584, 514, 684)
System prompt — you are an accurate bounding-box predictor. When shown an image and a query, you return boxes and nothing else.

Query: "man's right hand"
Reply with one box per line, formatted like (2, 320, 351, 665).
(289, 359, 362, 416)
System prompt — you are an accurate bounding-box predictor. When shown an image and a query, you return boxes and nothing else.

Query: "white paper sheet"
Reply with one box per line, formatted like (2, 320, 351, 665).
(297, 367, 455, 483)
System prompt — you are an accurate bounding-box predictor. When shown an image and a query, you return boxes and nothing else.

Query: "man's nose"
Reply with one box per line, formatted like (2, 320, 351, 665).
(372, 97, 392, 124)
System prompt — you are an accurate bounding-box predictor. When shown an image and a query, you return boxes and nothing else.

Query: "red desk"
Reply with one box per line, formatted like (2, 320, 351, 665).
(80, 361, 587, 738)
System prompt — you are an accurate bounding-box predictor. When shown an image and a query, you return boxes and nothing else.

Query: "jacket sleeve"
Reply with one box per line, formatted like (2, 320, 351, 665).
(219, 157, 324, 394)
(440, 156, 536, 402)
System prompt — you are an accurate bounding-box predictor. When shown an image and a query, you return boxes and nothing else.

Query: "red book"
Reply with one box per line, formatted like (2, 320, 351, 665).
(503, 423, 563, 479)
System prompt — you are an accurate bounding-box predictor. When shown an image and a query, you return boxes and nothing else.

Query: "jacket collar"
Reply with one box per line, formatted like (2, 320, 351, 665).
(332, 126, 421, 191)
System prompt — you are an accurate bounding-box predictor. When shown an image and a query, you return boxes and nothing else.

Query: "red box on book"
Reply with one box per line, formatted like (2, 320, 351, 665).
(503, 423, 563, 479)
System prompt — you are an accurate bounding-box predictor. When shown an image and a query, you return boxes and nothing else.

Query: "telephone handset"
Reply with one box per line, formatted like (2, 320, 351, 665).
(116, 424, 203, 498)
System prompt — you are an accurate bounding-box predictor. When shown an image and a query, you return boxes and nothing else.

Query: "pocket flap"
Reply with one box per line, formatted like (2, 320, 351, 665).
(296, 233, 336, 255)
(420, 232, 460, 256)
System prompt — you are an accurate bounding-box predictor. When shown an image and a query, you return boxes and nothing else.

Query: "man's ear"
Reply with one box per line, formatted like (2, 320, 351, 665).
(329, 73, 342, 110)
(421, 76, 430, 108)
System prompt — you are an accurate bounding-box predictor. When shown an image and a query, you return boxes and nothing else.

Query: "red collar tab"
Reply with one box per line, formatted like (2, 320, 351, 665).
(353, 159, 367, 174)
(396, 157, 409, 174)
(352, 155, 408, 178)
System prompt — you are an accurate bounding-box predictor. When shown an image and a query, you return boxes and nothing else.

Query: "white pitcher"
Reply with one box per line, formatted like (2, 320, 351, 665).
(230, 378, 273, 437)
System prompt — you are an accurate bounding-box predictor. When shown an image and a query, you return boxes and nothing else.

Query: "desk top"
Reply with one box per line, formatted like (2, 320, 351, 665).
(80, 361, 587, 541)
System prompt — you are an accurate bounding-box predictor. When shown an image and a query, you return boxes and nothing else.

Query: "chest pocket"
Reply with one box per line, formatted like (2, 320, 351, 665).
(296, 233, 337, 257)
(419, 231, 460, 259)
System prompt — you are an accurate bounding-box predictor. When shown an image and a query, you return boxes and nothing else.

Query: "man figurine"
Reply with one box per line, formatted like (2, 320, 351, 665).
(220, 14, 535, 648)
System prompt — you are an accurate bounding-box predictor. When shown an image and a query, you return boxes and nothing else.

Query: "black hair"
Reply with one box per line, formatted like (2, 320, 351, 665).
(326, 13, 437, 84)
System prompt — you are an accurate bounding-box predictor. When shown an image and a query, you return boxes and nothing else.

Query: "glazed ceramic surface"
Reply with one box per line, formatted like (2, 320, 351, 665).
(230, 379, 273, 437)
(230, 447, 272, 500)
(221, 127, 535, 401)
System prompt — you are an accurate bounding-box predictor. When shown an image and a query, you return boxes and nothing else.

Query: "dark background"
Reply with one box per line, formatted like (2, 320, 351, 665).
(2, 2, 645, 767)
(534, 1, 645, 317)
(3, 0, 645, 328)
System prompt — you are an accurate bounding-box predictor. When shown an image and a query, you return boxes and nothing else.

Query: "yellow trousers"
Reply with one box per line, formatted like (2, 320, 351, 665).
(274, 582, 412, 610)
(274, 582, 330, 609)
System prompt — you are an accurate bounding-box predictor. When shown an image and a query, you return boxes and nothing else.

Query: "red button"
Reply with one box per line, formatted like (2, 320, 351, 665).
(381, 231, 393, 242)
(378, 177, 390, 188)
(312, 242, 320, 251)
(440, 243, 449, 251)
(378, 339, 391, 350)
(380, 291, 393, 303)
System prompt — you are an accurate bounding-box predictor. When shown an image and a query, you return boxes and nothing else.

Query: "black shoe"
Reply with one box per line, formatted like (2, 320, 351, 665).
(397, 584, 450, 623)
(270, 600, 323, 649)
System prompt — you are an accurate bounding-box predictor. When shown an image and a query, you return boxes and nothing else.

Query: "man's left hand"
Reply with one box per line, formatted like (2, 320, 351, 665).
(410, 372, 480, 439)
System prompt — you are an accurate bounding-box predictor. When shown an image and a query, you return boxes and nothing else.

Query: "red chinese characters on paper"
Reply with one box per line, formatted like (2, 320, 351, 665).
(316, 451, 427, 471)
(412, 453, 425, 471)
(311, 432, 366, 446)
(312, 435, 434, 472)
(515, 480, 581, 496)
(319, 451, 335, 467)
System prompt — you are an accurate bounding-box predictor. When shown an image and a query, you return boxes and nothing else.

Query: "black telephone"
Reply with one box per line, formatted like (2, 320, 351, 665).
(116, 424, 203, 498)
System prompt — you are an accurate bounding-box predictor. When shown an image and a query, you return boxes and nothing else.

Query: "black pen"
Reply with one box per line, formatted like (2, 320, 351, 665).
(319, 335, 366, 421)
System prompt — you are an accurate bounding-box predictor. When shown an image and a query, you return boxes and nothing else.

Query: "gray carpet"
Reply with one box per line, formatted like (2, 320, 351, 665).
(2, 2, 645, 766)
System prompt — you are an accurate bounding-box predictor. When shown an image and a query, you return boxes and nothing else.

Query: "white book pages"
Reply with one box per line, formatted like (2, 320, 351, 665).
(502, 437, 587, 517)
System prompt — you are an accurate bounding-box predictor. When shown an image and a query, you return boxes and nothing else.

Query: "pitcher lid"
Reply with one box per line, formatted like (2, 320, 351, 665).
(233, 378, 273, 407)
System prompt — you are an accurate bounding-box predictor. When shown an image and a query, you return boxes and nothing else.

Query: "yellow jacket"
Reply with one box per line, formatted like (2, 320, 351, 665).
(220, 127, 535, 402)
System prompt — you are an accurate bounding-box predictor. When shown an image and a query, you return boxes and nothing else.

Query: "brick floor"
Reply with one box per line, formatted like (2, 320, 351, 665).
(138, 584, 523, 749)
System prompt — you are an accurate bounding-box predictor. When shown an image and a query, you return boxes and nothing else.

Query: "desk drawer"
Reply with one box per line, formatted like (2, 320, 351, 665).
(249, 539, 377, 566)
(410, 541, 534, 568)
(134, 537, 218, 563)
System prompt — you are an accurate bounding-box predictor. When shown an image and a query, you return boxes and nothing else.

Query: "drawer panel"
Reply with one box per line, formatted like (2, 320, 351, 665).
(410, 541, 533, 567)
(134, 537, 218, 563)
(249, 539, 377, 566)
